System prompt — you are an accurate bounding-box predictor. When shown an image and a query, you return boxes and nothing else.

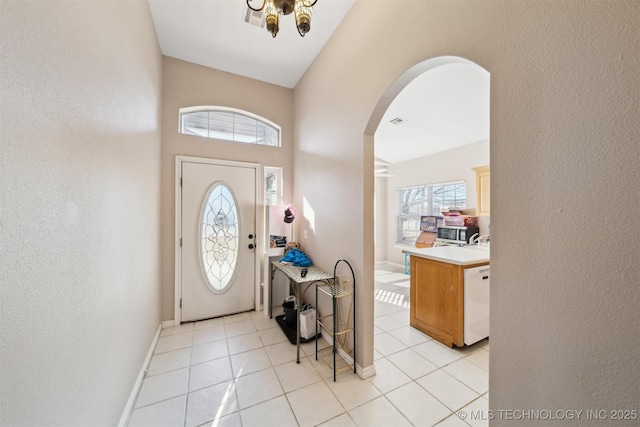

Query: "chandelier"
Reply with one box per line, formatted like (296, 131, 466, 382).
(247, 0, 318, 38)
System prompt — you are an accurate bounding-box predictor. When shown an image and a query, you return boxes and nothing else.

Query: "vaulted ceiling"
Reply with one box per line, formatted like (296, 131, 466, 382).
(147, 0, 489, 164)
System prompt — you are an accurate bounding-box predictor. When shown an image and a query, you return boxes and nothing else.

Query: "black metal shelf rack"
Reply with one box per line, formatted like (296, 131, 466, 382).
(315, 259, 356, 381)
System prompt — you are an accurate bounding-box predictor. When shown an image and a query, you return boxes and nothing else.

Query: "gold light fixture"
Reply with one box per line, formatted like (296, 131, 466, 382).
(247, 0, 317, 38)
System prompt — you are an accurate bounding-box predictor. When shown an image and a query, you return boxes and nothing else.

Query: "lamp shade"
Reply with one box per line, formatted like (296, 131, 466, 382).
(246, 0, 318, 38)
(283, 205, 295, 223)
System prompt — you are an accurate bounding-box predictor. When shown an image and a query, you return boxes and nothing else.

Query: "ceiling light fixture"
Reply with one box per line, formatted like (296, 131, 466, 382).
(247, 0, 317, 38)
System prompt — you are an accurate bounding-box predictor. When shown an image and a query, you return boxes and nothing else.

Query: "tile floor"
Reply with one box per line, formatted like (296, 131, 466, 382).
(129, 263, 489, 427)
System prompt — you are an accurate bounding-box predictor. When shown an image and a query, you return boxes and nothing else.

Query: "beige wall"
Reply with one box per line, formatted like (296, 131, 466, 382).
(2, 0, 638, 424)
(383, 140, 490, 266)
(160, 57, 294, 320)
(0, 0, 163, 425)
(295, 0, 639, 421)
(374, 176, 387, 262)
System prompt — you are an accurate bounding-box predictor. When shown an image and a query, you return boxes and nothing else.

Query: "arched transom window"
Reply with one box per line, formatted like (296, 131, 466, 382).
(179, 106, 281, 147)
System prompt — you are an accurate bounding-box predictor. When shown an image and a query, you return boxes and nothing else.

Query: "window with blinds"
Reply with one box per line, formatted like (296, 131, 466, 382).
(396, 181, 466, 244)
(179, 107, 281, 147)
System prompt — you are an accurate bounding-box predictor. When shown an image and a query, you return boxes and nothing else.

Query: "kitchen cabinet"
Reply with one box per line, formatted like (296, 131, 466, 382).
(410, 256, 464, 347)
(472, 165, 490, 216)
(409, 255, 489, 347)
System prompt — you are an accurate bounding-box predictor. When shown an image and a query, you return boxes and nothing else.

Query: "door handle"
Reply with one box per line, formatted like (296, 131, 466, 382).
(248, 244, 255, 249)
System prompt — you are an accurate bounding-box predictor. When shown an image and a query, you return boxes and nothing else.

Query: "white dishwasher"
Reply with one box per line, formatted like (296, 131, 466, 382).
(464, 265, 490, 345)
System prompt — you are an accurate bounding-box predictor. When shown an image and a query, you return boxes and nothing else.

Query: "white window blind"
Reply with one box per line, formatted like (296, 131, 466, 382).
(179, 107, 280, 147)
(396, 181, 466, 244)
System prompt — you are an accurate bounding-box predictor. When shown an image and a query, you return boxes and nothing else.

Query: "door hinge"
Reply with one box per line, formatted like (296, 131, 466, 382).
(180, 238, 182, 247)
(180, 298, 182, 308)
(180, 177, 182, 187)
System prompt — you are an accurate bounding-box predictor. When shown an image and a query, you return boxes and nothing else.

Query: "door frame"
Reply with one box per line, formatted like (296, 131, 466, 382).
(174, 155, 262, 325)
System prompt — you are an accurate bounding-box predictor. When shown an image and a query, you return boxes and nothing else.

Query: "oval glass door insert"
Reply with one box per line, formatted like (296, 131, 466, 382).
(200, 182, 240, 292)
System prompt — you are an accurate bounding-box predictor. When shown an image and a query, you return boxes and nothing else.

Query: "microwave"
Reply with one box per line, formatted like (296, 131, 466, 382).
(437, 226, 480, 245)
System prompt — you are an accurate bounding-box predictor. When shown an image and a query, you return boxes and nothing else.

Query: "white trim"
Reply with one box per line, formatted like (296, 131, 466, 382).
(358, 363, 377, 379)
(255, 164, 263, 313)
(174, 158, 182, 325)
(320, 329, 364, 380)
(162, 319, 178, 329)
(175, 156, 261, 324)
(118, 323, 162, 427)
(393, 244, 414, 250)
(264, 166, 283, 206)
(382, 260, 405, 270)
(337, 345, 354, 366)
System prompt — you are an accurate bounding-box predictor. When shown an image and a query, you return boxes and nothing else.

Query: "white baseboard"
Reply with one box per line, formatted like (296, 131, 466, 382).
(162, 319, 178, 329)
(118, 323, 162, 427)
(336, 346, 354, 366)
(321, 334, 374, 379)
(385, 261, 405, 269)
(358, 362, 377, 379)
(330, 341, 376, 380)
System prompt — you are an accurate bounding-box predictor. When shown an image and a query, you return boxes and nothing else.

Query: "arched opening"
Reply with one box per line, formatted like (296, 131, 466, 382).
(370, 56, 490, 263)
(363, 56, 490, 413)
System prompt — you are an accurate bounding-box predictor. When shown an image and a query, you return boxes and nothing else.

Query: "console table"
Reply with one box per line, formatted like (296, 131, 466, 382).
(270, 261, 333, 363)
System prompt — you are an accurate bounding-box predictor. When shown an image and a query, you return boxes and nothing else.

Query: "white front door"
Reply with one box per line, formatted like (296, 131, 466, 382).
(180, 160, 257, 322)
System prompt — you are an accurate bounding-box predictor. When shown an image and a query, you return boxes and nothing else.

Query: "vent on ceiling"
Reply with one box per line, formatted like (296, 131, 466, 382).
(245, 7, 266, 28)
(389, 117, 407, 125)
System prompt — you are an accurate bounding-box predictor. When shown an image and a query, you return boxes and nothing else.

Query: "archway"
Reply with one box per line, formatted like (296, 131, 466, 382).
(363, 56, 490, 396)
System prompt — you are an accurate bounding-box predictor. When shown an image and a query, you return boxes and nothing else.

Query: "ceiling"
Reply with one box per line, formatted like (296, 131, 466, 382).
(374, 63, 490, 165)
(147, 0, 489, 165)
(147, 0, 355, 89)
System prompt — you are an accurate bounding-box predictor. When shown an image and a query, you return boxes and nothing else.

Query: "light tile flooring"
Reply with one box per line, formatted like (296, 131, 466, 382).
(129, 263, 489, 427)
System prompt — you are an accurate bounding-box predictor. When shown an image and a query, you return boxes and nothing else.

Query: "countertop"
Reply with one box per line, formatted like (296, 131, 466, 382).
(403, 245, 490, 266)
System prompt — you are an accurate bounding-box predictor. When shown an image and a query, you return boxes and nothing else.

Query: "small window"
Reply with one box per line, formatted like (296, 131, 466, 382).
(264, 167, 283, 206)
(180, 106, 281, 147)
(396, 181, 466, 244)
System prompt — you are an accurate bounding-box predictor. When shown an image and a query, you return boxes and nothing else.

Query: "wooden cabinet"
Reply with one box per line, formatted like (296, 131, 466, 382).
(410, 256, 464, 347)
(472, 165, 490, 216)
(410, 256, 488, 348)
